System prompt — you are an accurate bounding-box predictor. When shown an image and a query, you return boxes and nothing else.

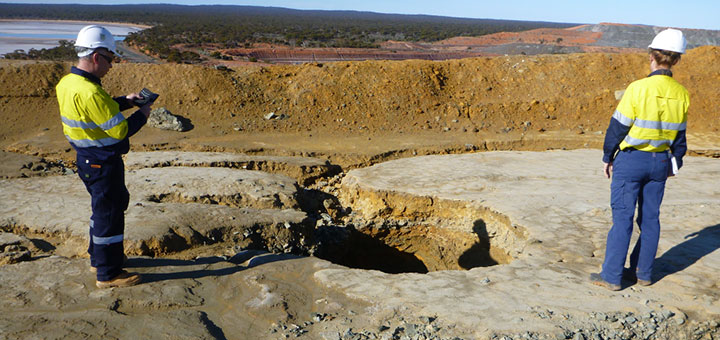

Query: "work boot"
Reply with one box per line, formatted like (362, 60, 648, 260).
(622, 268, 652, 286)
(90, 254, 128, 273)
(636, 278, 652, 286)
(590, 273, 621, 291)
(96, 270, 142, 289)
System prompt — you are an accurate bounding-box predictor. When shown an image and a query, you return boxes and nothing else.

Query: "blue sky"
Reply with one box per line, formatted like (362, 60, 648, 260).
(4, 0, 719, 30)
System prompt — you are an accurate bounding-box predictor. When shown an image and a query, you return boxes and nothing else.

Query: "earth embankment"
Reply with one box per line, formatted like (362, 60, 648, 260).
(2, 46, 719, 167)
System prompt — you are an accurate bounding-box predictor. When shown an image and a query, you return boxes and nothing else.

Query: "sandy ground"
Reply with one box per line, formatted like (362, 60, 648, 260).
(2, 150, 720, 339)
(1, 49, 720, 339)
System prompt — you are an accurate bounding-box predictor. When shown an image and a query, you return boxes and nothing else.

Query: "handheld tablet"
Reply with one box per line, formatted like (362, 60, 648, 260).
(133, 88, 159, 106)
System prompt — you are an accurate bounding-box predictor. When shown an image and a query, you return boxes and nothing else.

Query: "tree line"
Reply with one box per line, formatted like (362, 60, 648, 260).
(0, 4, 576, 63)
(3, 40, 77, 61)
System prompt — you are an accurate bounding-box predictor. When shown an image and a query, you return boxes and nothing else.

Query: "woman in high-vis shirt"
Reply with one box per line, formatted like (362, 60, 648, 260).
(592, 28, 689, 291)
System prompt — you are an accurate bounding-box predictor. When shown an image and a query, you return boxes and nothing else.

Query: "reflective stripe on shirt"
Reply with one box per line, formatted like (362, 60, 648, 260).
(612, 110, 634, 127)
(622, 135, 674, 148)
(62, 116, 99, 129)
(632, 118, 686, 131)
(66, 135, 122, 147)
(98, 112, 126, 131)
(62, 112, 125, 130)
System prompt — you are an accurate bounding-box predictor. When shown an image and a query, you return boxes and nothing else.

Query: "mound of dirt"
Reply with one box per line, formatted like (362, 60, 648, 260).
(1, 46, 719, 166)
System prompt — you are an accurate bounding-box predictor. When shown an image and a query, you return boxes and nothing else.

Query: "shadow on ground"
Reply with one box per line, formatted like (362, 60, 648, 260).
(654, 224, 720, 281)
(125, 250, 300, 284)
(458, 219, 499, 270)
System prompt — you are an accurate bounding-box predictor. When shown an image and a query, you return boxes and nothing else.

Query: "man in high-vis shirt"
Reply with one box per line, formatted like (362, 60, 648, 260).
(591, 29, 689, 291)
(56, 25, 152, 288)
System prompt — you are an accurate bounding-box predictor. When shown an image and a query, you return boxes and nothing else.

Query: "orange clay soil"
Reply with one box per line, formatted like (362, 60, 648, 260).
(1, 46, 719, 170)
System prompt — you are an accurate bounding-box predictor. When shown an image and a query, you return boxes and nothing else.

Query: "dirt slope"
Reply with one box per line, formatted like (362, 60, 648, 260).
(1, 46, 719, 165)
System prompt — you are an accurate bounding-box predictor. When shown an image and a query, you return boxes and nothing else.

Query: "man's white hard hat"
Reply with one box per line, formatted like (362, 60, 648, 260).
(74, 25, 118, 57)
(648, 28, 687, 54)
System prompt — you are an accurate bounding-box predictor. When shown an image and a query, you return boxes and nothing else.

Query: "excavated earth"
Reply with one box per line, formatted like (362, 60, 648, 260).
(211, 23, 720, 64)
(1, 46, 720, 340)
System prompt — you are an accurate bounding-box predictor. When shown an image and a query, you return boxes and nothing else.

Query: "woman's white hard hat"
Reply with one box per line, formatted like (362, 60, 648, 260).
(648, 28, 686, 54)
(74, 25, 118, 57)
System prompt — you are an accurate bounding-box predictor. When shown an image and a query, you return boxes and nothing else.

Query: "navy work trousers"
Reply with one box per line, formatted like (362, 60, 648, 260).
(601, 148, 670, 285)
(77, 156, 129, 281)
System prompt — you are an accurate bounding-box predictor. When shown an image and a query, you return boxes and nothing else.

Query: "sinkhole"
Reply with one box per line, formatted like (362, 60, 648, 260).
(313, 219, 515, 274)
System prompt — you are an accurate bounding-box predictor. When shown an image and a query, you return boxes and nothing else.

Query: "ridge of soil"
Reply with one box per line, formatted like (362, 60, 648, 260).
(1, 46, 719, 169)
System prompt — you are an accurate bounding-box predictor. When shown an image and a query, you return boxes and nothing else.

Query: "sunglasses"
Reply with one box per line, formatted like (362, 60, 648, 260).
(95, 52, 115, 64)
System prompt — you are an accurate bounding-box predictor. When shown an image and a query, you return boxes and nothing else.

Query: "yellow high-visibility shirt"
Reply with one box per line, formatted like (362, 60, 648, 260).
(56, 73, 129, 148)
(614, 75, 689, 152)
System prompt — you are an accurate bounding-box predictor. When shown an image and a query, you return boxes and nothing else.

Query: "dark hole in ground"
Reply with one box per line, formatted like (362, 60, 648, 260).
(314, 219, 508, 274)
(325, 230, 429, 274)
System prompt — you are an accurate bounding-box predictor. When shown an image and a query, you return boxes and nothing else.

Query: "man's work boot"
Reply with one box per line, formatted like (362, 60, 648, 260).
(96, 270, 142, 289)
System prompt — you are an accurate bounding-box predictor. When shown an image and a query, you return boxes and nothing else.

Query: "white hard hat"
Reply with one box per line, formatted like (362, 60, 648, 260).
(74, 25, 118, 57)
(648, 28, 686, 54)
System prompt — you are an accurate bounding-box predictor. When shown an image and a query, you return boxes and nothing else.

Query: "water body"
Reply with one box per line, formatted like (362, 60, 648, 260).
(0, 20, 145, 56)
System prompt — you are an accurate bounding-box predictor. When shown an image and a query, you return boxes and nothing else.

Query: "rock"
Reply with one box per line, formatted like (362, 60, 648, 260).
(0, 232, 26, 248)
(404, 323, 418, 337)
(263, 112, 290, 121)
(320, 213, 332, 222)
(614, 90, 626, 100)
(419, 316, 436, 324)
(123, 151, 335, 186)
(0, 248, 31, 265)
(323, 198, 342, 219)
(0, 232, 34, 265)
(0, 164, 310, 258)
(660, 310, 675, 320)
(148, 107, 192, 132)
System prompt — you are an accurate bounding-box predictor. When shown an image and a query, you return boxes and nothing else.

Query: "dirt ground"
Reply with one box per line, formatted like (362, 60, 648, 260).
(1, 47, 720, 339)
